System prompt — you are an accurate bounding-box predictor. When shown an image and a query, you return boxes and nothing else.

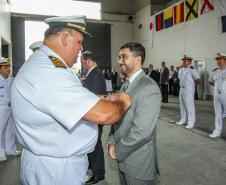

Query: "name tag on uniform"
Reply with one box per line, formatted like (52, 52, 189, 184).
(0, 86, 4, 89)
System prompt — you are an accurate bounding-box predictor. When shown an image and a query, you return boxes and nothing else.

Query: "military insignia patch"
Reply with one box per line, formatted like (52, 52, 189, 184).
(49, 56, 67, 68)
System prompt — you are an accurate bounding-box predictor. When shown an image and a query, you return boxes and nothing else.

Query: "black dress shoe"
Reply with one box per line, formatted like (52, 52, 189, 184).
(85, 176, 104, 184)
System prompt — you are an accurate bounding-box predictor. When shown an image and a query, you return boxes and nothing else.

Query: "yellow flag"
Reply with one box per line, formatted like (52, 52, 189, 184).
(185, 0, 199, 21)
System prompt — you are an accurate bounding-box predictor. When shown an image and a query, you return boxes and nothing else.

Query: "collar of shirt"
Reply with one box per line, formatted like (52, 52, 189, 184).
(39, 45, 81, 83)
(128, 69, 143, 84)
(0, 75, 5, 81)
(85, 65, 97, 78)
(40, 45, 68, 68)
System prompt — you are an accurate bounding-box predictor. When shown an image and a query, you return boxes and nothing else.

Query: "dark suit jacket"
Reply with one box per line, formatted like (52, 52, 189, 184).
(148, 70, 160, 85)
(83, 66, 107, 95)
(160, 67, 169, 84)
(108, 71, 161, 181)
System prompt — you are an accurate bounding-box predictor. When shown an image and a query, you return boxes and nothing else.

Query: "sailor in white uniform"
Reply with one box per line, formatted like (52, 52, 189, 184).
(209, 53, 226, 138)
(176, 55, 201, 129)
(0, 58, 19, 161)
(10, 16, 132, 185)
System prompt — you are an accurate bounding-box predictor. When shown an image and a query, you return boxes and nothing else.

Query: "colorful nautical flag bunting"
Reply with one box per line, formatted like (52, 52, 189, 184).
(155, 12, 164, 31)
(200, 0, 214, 15)
(185, 0, 199, 21)
(164, 7, 173, 28)
(174, 1, 185, 25)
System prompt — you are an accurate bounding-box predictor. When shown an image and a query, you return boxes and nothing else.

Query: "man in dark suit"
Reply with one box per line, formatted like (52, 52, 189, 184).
(160, 61, 169, 103)
(148, 64, 160, 85)
(81, 51, 106, 184)
(108, 42, 161, 185)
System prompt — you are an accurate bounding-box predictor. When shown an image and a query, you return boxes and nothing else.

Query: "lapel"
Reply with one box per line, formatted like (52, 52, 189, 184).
(126, 71, 146, 94)
(86, 66, 98, 79)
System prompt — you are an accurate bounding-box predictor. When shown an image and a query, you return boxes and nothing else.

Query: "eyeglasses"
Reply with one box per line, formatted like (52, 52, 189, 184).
(117, 54, 136, 61)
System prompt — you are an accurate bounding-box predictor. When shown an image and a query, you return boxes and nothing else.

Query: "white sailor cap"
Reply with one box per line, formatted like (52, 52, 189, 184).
(44, 15, 92, 37)
(181, 55, 192, 61)
(215, 53, 226, 60)
(0, 57, 11, 66)
(29, 41, 43, 51)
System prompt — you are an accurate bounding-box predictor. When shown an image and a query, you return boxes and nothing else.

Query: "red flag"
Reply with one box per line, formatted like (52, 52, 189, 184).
(174, 2, 185, 25)
(200, 0, 214, 15)
(155, 12, 164, 31)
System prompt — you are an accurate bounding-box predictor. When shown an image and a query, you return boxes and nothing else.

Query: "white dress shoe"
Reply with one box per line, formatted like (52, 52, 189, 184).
(0, 155, 7, 161)
(185, 124, 194, 129)
(209, 133, 221, 138)
(176, 121, 185, 125)
(223, 113, 226, 118)
(8, 150, 21, 156)
(85, 175, 92, 181)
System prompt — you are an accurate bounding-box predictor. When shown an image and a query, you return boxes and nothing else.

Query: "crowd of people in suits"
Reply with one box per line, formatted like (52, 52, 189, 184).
(144, 62, 181, 100)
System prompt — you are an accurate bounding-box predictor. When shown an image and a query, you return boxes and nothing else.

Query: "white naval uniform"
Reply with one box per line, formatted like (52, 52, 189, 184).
(209, 68, 226, 135)
(0, 75, 17, 158)
(178, 66, 200, 126)
(11, 45, 99, 185)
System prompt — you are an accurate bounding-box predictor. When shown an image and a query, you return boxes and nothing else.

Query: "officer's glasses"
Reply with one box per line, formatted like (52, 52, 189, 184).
(117, 54, 137, 61)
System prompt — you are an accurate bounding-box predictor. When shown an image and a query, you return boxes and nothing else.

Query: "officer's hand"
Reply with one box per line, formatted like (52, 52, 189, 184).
(108, 143, 116, 160)
(115, 92, 132, 112)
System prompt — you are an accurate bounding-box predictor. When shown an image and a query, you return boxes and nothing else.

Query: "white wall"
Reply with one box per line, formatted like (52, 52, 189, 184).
(134, 5, 152, 67)
(135, 1, 226, 96)
(101, 13, 134, 72)
(0, 0, 11, 58)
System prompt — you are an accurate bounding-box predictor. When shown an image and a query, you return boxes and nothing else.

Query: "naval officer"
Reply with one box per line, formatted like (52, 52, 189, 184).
(10, 15, 132, 185)
(209, 53, 226, 138)
(176, 55, 200, 129)
(0, 58, 20, 161)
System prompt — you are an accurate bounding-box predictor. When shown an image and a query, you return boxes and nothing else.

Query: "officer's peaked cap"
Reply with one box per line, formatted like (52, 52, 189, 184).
(44, 15, 92, 37)
(29, 41, 43, 50)
(181, 55, 192, 61)
(215, 53, 226, 60)
(0, 58, 11, 66)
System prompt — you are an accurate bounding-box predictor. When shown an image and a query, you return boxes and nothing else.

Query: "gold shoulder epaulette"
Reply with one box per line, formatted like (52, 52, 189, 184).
(49, 56, 67, 68)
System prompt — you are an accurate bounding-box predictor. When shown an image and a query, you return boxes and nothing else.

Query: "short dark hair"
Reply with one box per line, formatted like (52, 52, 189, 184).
(120, 42, 145, 65)
(44, 27, 73, 39)
(81, 51, 96, 62)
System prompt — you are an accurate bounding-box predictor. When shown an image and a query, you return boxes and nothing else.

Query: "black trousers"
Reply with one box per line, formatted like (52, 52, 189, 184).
(168, 78, 174, 95)
(88, 125, 105, 179)
(160, 84, 168, 103)
(172, 81, 180, 96)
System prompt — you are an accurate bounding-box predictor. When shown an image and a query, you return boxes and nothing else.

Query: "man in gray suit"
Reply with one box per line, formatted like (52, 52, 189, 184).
(108, 42, 161, 185)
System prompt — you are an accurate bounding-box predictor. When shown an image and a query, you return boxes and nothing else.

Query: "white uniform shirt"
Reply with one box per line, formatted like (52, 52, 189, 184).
(169, 69, 175, 79)
(0, 75, 13, 106)
(209, 68, 226, 94)
(11, 45, 99, 157)
(179, 66, 200, 92)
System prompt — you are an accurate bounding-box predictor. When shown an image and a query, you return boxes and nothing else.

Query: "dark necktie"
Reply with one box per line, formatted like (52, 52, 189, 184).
(122, 80, 130, 92)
